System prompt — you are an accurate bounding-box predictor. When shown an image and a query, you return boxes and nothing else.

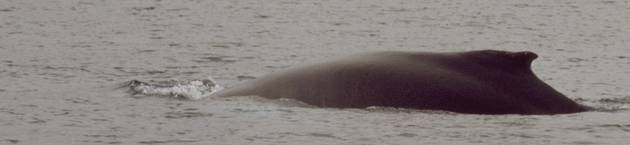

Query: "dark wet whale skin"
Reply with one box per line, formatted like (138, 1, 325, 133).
(213, 50, 588, 115)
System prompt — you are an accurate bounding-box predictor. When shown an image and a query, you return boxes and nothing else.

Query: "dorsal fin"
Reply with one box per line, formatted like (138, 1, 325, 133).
(506, 50, 538, 66)
(463, 50, 538, 71)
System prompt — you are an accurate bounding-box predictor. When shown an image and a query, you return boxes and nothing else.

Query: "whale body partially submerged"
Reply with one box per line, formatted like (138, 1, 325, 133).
(212, 50, 588, 115)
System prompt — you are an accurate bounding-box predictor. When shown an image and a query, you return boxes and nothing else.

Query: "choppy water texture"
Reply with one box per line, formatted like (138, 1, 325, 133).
(1, 0, 630, 144)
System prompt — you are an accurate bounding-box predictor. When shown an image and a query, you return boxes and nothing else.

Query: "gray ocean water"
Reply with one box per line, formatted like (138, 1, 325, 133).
(1, 0, 630, 144)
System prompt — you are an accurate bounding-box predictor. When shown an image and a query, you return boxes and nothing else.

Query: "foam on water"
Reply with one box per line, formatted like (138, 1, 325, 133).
(127, 76, 224, 100)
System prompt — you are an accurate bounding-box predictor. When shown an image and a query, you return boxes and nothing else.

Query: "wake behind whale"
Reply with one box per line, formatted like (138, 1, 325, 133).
(127, 76, 223, 100)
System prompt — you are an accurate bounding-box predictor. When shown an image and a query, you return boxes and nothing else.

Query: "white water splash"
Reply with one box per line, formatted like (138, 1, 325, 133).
(128, 76, 224, 100)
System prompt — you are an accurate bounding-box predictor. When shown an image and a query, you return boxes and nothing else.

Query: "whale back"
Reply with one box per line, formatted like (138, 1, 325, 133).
(213, 50, 588, 114)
